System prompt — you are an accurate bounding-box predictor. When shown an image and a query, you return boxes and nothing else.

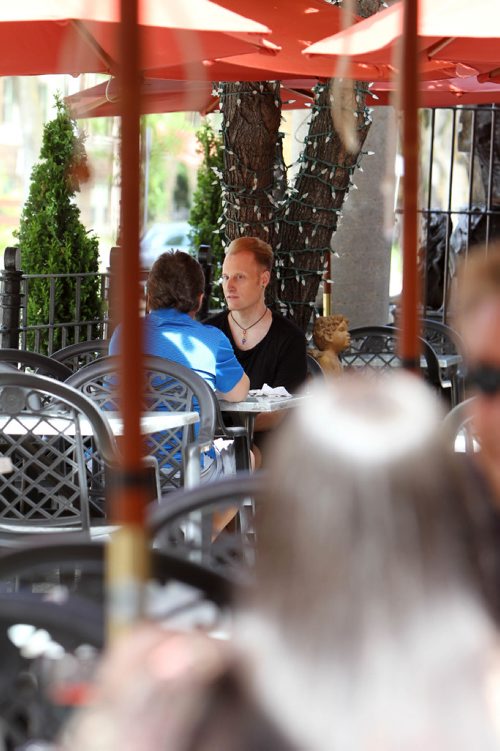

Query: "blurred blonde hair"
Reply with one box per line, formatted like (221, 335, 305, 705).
(239, 372, 499, 751)
(454, 242, 500, 321)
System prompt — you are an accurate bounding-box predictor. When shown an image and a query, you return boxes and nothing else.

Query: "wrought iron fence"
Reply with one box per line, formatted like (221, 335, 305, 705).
(0, 247, 110, 355)
(396, 103, 500, 322)
(0, 244, 214, 355)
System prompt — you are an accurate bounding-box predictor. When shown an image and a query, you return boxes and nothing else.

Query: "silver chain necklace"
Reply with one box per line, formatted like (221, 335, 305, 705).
(230, 309, 268, 345)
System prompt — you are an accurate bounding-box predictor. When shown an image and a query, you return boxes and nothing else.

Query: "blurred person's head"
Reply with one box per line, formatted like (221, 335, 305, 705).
(454, 242, 500, 324)
(455, 243, 500, 496)
(147, 251, 204, 314)
(239, 372, 500, 751)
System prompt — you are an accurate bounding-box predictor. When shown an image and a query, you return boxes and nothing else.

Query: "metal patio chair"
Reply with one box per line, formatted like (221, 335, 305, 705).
(341, 325, 442, 392)
(0, 534, 235, 612)
(148, 472, 267, 579)
(419, 318, 466, 406)
(66, 355, 238, 493)
(0, 371, 118, 539)
(0, 539, 236, 748)
(306, 351, 326, 379)
(51, 339, 109, 372)
(442, 397, 479, 454)
(0, 348, 72, 381)
(0, 590, 103, 747)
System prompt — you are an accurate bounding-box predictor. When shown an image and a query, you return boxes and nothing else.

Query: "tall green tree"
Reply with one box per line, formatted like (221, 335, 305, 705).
(16, 95, 101, 352)
(189, 120, 224, 305)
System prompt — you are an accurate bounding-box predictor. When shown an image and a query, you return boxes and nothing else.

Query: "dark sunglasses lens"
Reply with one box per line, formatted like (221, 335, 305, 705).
(468, 365, 500, 395)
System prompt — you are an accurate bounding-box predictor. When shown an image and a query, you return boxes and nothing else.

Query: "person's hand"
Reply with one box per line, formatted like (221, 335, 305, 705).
(61, 623, 229, 751)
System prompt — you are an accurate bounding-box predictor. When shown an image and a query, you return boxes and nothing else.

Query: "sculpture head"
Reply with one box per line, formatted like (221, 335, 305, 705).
(313, 314, 350, 354)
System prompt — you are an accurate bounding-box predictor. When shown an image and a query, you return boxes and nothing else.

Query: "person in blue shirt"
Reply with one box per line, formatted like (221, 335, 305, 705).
(109, 251, 249, 481)
(109, 251, 249, 402)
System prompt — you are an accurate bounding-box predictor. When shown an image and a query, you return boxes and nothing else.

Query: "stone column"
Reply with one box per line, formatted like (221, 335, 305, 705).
(330, 106, 397, 328)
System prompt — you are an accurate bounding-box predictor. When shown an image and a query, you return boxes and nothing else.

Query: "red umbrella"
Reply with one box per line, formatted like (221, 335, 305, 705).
(141, 0, 387, 82)
(0, 0, 273, 76)
(66, 72, 500, 120)
(303, 0, 500, 81)
(372, 75, 500, 107)
(65, 77, 314, 118)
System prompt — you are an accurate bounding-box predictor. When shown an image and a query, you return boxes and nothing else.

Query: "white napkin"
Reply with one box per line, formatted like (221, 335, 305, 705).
(248, 384, 292, 398)
(0, 457, 13, 474)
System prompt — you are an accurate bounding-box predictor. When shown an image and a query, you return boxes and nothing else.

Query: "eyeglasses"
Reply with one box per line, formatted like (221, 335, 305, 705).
(467, 364, 500, 396)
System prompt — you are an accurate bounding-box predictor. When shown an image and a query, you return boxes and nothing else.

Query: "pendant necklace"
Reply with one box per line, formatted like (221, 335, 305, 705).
(230, 309, 268, 345)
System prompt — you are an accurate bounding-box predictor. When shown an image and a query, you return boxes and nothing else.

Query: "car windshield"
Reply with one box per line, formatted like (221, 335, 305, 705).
(140, 222, 192, 267)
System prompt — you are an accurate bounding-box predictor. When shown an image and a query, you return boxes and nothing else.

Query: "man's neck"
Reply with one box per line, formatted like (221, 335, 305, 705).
(230, 303, 267, 328)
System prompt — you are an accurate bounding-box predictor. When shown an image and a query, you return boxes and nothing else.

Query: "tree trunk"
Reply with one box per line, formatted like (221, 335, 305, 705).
(219, 0, 384, 333)
(274, 81, 372, 331)
(219, 81, 281, 247)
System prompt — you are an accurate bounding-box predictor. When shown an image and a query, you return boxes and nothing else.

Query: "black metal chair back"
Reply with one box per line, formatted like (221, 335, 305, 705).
(342, 325, 442, 391)
(0, 540, 236, 748)
(0, 348, 71, 381)
(442, 397, 478, 454)
(51, 339, 109, 371)
(66, 355, 218, 493)
(0, 372, 116, 533)
(420, 318, 463, 354)
(148, 472, 266, 578)
(420, 319, 465, 405)
(0, 591, 103, 747)
(306, 352, 325, 379)
(0, 535, 235, 608)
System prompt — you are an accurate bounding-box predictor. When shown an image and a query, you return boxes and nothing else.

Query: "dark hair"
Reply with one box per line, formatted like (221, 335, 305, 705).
(147, 252, 204, 313)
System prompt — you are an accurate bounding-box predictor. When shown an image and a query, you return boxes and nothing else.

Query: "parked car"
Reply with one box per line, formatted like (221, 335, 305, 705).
(140, 221, 193, 268)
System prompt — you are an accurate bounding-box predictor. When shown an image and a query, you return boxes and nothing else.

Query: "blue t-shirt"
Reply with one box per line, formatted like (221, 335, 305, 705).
(109, 308, 244, 474)
(109, 308, 244, 395)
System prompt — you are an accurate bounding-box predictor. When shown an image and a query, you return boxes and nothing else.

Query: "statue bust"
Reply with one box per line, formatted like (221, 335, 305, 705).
(311, 314, 350, 376)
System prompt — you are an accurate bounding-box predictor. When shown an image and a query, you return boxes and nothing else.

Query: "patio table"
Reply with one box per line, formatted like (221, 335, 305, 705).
(218, 394, 309, 442)
(0, 411, 199, 437)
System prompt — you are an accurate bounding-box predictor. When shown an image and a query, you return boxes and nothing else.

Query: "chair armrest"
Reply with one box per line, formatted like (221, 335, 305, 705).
(105, 455, 161, 504)
(142, 455, 161, 502)
(183, 443, 202, 488)
(220, 425, 251, 471)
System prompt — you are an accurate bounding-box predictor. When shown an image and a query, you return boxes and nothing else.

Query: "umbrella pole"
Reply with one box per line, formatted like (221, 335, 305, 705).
(399, 0, 421, 372)
(106, 0, 149, 643)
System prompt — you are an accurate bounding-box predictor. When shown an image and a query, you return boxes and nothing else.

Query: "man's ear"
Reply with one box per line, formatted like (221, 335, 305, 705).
(262, 269, 271, 288)
(195, 292, 204, 313)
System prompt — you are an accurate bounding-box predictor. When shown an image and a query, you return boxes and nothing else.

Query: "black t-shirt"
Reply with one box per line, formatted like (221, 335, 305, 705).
(208, 310, 308, 393)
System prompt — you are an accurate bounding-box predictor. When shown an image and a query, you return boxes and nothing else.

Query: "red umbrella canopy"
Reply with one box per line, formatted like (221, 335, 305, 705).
(371, 75, 500, 107)
(65, 70, 500, 120)
(144, 0, 391, 82)
(0, 0, 272, 76)
(303, 0, 500, 81)
(65, 76, 315, 118)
